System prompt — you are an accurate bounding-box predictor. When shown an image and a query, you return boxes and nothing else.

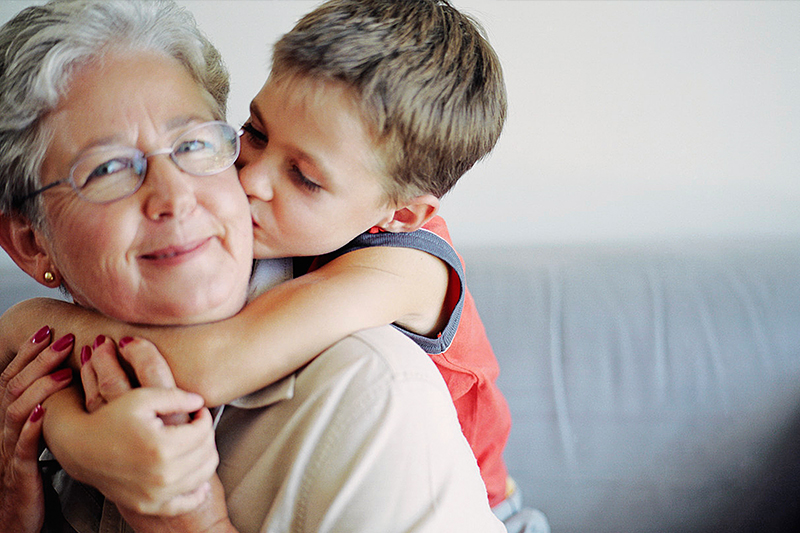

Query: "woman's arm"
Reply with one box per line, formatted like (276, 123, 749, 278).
(2, 246, 450, 406)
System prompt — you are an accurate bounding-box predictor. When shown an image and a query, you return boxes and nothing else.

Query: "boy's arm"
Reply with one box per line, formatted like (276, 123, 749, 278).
(157, 245, 449, 405)
(1, 299, 113, 371)
(2, 246, 449, 406)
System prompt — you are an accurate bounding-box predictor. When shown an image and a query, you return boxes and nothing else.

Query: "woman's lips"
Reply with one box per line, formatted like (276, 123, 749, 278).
(140, 238, 212, 264)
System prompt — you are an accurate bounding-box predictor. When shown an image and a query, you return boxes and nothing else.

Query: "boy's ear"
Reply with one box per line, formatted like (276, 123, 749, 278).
(376, 194, 440, 233)
(0, 213, 61, 288)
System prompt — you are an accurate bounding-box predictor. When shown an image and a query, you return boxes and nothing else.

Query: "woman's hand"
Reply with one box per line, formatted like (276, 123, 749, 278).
(83, 335, 191, 425)
(0, 326, 74, 533)
(81, 335, 181, 410)
(48, 335, 217, 515)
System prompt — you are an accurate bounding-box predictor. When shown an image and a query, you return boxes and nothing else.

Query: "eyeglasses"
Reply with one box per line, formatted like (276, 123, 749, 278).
(20, 121, 240, 205)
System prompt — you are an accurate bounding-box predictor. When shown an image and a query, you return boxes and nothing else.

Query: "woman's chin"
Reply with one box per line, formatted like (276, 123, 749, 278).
(94, 284, 248, 326)
(151, 291, 247, 325)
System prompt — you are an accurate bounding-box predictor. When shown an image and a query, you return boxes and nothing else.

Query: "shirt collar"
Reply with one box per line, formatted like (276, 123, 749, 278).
(227, 374, 296, 409)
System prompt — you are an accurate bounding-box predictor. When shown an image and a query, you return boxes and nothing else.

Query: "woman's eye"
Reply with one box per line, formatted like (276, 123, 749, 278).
(175, 139, 212, 154)
(290, 166, 321, 193)
(84, 158, 133, 184)
(240, 122, 268, 146)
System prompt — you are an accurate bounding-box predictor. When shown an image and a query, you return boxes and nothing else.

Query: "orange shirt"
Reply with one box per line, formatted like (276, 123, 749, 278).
(309, 216, 511, 506)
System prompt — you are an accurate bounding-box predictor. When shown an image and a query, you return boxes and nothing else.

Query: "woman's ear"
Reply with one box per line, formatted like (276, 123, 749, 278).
(376, 194, 440, 233)
(0, 213, 61, 287)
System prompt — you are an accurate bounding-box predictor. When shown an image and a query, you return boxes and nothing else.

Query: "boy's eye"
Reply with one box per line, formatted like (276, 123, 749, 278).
(240, 122, 268, 146)
(290, 165, 322, 193)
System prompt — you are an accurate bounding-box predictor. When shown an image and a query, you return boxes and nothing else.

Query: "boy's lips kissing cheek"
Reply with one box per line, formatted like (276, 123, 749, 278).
(252, 217, 272, 242)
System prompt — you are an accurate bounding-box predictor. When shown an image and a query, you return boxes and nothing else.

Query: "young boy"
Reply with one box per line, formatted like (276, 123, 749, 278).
(233, 0, 512, 509)
(1, 0, 519, 517)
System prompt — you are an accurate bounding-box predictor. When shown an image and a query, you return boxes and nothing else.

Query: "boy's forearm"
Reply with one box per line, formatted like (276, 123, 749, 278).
(156, 247, 448, 405)
(1, 298, 129, 371)
(1, 247, 447, 408)
(0, 295, 327, 406)
(161, 272, 364, 406)
(41, 386, 96, 482)
(0, 297, 227, 400)
(0, 297, 273, 406)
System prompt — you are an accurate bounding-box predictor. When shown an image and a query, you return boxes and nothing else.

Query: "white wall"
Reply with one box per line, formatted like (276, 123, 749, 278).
(1, 0, 798, 261)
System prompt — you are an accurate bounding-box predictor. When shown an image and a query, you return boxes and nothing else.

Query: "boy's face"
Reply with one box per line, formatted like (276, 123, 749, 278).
(237, 77, 397, 259)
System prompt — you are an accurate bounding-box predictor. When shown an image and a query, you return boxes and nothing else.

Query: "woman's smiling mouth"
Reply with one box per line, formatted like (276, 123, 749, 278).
(140, 237, 213, 264)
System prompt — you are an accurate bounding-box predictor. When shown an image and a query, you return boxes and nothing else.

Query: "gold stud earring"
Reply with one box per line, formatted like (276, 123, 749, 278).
(44, 271, 55, 283)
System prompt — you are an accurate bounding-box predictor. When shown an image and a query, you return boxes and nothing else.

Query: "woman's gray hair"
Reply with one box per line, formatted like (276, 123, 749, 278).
(0, 0, 229, 225)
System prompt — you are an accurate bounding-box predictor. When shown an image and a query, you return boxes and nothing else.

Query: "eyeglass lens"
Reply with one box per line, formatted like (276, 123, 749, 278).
(71, 121, 238, 203)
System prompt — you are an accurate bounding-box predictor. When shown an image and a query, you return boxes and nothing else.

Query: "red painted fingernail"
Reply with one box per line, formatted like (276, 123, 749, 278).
(29, 404, 44, 423)
(119, 336, 134, 348)
(93, 335, 106, 349)
(51, 368, 72, 382)
(52, 333, 75, 351)
(32, 325, 51, 344)
(80, 346, 92, 365)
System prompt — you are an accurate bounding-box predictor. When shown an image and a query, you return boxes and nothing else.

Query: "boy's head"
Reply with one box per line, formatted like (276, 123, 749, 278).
(270, 0, 506, 203)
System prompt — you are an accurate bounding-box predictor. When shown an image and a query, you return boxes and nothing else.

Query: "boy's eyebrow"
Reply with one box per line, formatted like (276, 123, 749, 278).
(249, 100, 265, 125)
(249, 99, 332, 182)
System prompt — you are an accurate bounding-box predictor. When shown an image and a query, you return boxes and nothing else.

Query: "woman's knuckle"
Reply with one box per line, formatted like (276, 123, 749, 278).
(3, 375, 26, 401)
(4, 403, 27, 426)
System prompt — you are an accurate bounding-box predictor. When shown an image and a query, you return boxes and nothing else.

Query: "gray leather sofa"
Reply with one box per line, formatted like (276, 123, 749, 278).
(3, 237, 800, 532)
(460, 238, 800, 532)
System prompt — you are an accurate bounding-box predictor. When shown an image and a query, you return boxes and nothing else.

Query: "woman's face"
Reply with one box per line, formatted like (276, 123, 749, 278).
(36, 52, 253, 325)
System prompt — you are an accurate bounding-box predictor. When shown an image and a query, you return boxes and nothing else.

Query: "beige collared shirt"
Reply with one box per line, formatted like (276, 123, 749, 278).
(49, 326, 504, 533)
(215, 325, 506, 533)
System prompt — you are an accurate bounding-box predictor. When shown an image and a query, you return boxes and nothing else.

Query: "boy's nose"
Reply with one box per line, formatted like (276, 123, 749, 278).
(238, 156, 274, 202)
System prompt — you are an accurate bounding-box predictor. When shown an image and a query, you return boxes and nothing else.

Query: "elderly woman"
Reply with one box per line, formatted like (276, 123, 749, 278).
(0, 1, 505, 532)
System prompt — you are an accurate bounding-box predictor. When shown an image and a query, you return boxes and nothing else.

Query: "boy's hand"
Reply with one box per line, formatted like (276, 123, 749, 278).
(47, 386, 218, 515)
(50, 336, 215, 515)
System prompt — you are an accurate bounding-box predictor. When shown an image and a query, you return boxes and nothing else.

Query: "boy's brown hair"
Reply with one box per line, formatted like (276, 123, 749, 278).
(271, 0, 506, 202)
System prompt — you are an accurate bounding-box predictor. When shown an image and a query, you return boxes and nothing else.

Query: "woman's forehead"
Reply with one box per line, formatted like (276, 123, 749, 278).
(42, 53, 217, 166)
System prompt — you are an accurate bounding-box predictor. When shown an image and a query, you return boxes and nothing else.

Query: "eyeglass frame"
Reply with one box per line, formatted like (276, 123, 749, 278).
(17, 120, 240, 206)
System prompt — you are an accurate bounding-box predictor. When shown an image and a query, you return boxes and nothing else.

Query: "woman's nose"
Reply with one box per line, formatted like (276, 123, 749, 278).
(141, 155, 198, 221)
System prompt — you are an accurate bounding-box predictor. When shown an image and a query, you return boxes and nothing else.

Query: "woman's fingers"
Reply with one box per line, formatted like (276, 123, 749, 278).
(130, 407, 220, 515)
(84, 337, 132, 407)
(0, 325, 53, 386)
(83, 335, 180, 411)
(158, 407, 219, 499)
(126, 386, 206, 428)
(79, 345, 102, 412)
(4, 368, 73, 452)
(1, 327, 72, 408)
(0, 405, 47, 533)
(2, 327, 74, 442)
(16, 404, 45, 462)
(0, 325, 75, 533)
